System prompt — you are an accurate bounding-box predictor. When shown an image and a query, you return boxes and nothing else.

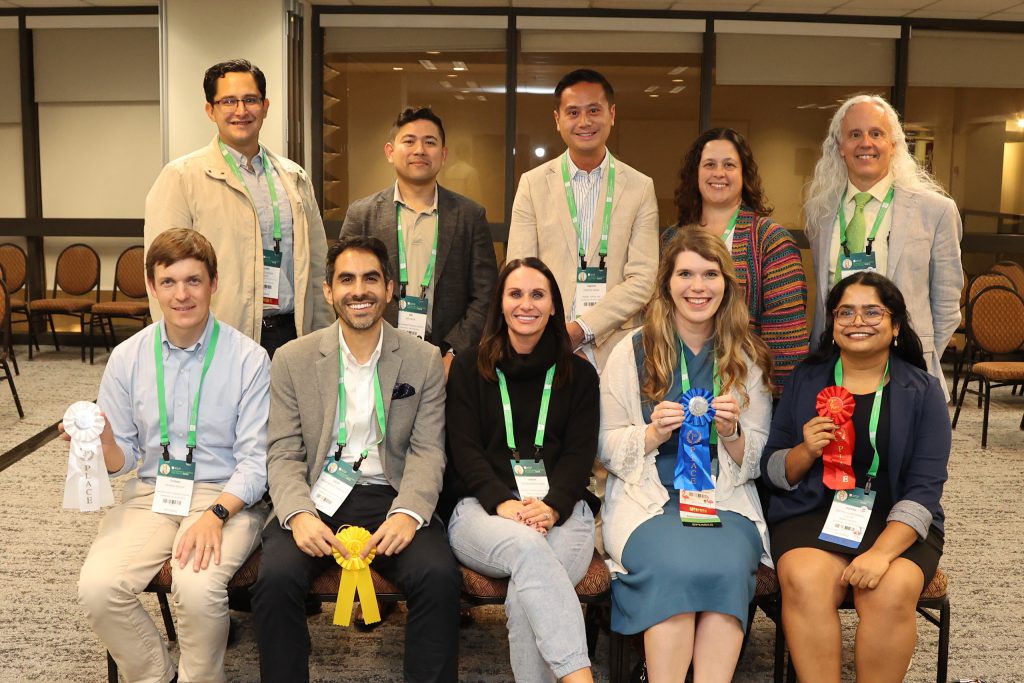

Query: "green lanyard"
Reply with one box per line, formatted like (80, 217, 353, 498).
(678, 339, 722, 444)
(153, 319, 221, 463)
(834, 358, 888, 491)
(561, 151, 616, 270)
(496, 365, 555, 461)
(837, 185, 894, 257)
(336, 344, 387, 469)
(219, 140, 283, 253)
(720, 208, 740, 244)
(396, 204, 439, 299)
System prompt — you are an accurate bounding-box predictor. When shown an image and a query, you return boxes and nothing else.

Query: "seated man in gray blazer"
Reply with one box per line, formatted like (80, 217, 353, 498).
(250, 236, 460, 683)
(341, 106, 497, 379)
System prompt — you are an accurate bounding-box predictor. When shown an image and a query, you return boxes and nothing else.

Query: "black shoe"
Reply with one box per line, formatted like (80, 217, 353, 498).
(353, 601, 396, 632)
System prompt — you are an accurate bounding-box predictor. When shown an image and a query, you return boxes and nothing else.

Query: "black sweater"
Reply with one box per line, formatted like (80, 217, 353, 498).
(445, 330, 600, 525)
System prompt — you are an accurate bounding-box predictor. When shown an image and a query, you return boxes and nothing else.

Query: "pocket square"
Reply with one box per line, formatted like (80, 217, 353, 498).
(392, 383, 416, 400)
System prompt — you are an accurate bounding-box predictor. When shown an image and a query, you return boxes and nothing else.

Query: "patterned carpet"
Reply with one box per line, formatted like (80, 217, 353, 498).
(0, 346, 1021, 682)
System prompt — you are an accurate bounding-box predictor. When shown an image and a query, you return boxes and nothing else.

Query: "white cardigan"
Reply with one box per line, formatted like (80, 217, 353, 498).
(598, 331, 773, 575)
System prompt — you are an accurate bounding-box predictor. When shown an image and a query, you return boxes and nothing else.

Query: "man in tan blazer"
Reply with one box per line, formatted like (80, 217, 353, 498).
(250, 236, 460, 682)
(507, 68, 659, 371)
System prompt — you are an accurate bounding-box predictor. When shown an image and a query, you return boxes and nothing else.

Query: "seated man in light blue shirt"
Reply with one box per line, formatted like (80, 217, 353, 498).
(72, 228, 270, 683)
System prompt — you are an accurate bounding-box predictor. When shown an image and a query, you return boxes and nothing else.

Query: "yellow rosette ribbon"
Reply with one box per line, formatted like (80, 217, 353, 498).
(332, 526, 380, 627)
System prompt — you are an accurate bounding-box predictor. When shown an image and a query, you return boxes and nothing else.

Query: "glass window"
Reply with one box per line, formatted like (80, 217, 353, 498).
(322, 17, 507, 232)
(33, 27, 160, 219)
(905, 30, 1024, 270)
(0, 25, 24, 218)
(711, 23, 897, 231)
(516, 17, 705, 227)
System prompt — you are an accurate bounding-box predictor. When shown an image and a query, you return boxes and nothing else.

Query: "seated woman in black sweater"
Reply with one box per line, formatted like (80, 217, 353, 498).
(446, 257, 599, 683)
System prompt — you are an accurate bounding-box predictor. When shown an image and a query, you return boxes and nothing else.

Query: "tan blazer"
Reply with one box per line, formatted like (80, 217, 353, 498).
(144, 137, 334, 343)
(265, 321, 447, 526)
(506, 153, 659, 369)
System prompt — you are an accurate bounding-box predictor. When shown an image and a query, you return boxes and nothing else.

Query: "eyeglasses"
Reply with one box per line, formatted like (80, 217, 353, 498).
(212, 96, 264, 112)
(833, 305, 891, 326)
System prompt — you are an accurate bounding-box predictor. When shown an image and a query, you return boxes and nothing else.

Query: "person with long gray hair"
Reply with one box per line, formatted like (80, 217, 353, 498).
(803, 94, 963, 399)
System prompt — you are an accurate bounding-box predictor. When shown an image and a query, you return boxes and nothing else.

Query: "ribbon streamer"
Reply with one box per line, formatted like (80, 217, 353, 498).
(816, 386, 856, 490)
(332, 526, 381, 627)
(62, 401, 114, 512)
(674, 388, 716, 491)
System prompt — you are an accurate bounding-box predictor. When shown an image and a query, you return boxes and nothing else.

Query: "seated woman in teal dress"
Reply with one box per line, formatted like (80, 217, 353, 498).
(598, 229, 774, 682)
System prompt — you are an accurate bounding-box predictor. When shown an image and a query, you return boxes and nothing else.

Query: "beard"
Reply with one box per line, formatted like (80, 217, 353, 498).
(334, 295, 382, 330)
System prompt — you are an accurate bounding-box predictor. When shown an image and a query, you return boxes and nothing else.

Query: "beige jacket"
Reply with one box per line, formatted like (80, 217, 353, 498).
(144, 137, 333, 342)
(506, 154, 659, 370)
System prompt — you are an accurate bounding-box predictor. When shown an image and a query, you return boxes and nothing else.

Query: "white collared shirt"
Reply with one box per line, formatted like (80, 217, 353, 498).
(828, 173, 894, 282)
(565, 149, 611, 267)
(331, 325, 388, 485)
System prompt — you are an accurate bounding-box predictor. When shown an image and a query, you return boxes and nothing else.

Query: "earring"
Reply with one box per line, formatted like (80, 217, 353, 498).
(893, 337, 899, 348)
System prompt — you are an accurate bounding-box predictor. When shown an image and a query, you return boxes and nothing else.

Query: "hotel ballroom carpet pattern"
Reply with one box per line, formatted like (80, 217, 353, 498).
(0, 347, 1021, 682)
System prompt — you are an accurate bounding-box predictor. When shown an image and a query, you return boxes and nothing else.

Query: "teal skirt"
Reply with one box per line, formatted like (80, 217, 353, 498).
(611, 499, 761, 635)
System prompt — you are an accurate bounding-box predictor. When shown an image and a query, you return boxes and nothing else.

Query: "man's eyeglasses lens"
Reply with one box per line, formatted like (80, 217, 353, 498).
(834, 307, 888, 326)
(215, 96, 263, 111)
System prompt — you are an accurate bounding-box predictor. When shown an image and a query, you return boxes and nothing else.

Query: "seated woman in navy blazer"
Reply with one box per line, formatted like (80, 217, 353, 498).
(761, 271, 949, 683)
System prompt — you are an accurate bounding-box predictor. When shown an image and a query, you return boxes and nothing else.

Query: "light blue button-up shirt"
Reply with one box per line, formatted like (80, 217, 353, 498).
(97, 315, 271, 506)
(222, 144, 296, 316)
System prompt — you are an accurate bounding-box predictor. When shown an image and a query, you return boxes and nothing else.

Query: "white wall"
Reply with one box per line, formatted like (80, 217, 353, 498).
(163, 0, 287, 162)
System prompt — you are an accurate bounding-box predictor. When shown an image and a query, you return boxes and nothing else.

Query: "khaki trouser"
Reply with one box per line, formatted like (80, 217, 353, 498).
(78, 478, 264, 683)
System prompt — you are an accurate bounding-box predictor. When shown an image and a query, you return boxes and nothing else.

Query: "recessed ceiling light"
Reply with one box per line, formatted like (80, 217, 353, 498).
(447, 74, 458, 78)
(649, 94, 659, 98)
(644, 85, 658, 93)
(426, 51, 441, 55)
(392, 67, 403, 71)
(477, 95, 486, 101)
(419, 60, 437, 71)
(452, 61, 468, 72)
(672, 79, 684, 83)
(668, 66, 687, 76)
(534, 147, 546, 158)
(670, 86, 685, 94)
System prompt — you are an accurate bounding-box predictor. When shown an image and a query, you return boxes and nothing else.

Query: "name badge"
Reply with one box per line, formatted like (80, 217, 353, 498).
(510, 459, 549, 500)
(573, 267, 607, 317)
(311, 457, 361, 516)
(152, 460, 196, 516)
(819, 487, 876, 548)
(397, 296, 428, 340)
(840, 252, 877, 281)
(263, 249, 282, 305)
(678, 459, 721, 527)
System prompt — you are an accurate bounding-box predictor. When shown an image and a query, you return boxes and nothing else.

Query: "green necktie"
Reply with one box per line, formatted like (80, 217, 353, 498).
(846, 191, 873, 252)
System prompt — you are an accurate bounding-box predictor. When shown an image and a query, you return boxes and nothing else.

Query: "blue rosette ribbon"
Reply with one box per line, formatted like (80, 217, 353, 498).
(674, 387, 716, 491)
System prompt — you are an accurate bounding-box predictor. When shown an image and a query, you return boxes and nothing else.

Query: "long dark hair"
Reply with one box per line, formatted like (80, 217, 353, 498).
(807, 271, 927, 371)
(674, 127, 772, 227)
(477, 258, 574, 386)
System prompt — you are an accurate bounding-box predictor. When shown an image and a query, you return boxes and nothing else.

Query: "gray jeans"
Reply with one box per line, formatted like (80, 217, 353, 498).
(448, 497, 595, 682)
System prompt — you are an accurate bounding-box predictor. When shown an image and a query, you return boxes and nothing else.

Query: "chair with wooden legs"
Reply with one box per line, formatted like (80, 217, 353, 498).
(88, 245, 150, 364)
(28, 243, 102, 362)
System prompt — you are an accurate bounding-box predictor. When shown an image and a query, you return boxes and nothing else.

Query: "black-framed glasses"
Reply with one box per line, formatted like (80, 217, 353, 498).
(212, 96, 264, 112)
(833, 305, 891, 326)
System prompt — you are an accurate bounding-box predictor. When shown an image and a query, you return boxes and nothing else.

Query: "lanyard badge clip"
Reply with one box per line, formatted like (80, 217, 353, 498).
(863, 477, 874, 495)
(274, 238, 281, 255)
(186, 446, 195, 465)
(511, 449, 520, 463)
(161, 443, 171, 461)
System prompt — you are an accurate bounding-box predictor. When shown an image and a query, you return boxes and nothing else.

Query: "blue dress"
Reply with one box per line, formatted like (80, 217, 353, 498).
(611, 341, 762, 635)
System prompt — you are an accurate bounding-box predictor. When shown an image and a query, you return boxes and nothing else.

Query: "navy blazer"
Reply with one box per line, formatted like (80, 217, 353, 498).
(760, 354, 950, 535)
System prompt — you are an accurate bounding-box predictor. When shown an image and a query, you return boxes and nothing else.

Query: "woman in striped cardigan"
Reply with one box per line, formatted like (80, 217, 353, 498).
(662, 128, 809, 391)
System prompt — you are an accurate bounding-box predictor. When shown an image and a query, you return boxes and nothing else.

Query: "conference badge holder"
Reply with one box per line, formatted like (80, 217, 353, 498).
(311, 455, 361, 515)
(153, 459, 196, 516)
(510, 458, 549, 500)
(397, 296, 429, 340)
(819, 487, 876, 548)
(263, 249, 282, 306)
(62, 401, 114, 512)
(574, 267, 607, 315)
(839, 251, 877, 281)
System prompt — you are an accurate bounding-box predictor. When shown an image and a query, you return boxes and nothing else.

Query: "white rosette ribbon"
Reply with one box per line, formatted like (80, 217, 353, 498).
(62, 401, 114, 512)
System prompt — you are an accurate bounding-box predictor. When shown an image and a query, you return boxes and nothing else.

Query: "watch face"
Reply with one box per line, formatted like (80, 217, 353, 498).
(211, 504, 229, 520)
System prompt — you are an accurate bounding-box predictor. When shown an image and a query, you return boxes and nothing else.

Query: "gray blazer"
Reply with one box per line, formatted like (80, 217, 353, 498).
(808, 187, 964, 396)
(265, 321, 447, 526)
(340, 185, 497, 354)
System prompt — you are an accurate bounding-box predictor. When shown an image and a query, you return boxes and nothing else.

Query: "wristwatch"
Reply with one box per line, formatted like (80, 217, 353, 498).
(208, 503, 230, 522)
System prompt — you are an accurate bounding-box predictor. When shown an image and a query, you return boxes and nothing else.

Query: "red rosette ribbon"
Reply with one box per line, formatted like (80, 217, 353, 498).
(816, 386, 856, 490)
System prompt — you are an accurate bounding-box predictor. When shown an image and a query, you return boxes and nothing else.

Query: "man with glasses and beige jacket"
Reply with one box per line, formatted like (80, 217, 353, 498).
(145, 59, 333, 359)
